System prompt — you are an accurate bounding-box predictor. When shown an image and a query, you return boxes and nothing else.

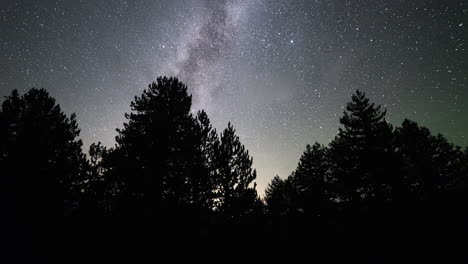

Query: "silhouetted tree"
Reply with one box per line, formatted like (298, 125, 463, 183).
(0, 88, 86, 218)
(188, 110, 219, 209)
(293, 142, 330, 215)
(395, 119, 465, 200)
(105, 77, 199, 214)
(265, 173, 306, 217)
(265, 143, 331, 217)
(3, 82, 468, 260)
(460, 148, 468, 190)
(0, 88, 87, 261)
(329, 90, 395, 206)
(88, 142, 108, 179)
(214, 122, 258, 218)
(77, 142, 110, 214)
(264, 175, 288, 216)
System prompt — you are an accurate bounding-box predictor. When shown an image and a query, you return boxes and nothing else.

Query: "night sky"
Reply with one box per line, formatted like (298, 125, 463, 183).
(1, 0, 466, 194)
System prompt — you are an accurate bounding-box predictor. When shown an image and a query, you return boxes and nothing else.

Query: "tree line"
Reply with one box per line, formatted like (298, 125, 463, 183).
(1, 76, 467, 260)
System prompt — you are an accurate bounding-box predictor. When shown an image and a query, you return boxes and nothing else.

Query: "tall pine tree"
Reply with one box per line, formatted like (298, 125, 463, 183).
(106, 77, 199, 213)
(329, 90, 395, 205)
(188, 110, 219, 210)
(214, 122, 258, 218)
(293, 142, 330, 215)
(0, 88, 86, 218)
(395, 119, 465, 200)
(264, 175, 289, 216)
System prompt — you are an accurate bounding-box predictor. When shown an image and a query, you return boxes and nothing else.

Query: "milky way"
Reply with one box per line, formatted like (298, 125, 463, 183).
(164, 0, 257, 111)
(1, 0, 466, 194)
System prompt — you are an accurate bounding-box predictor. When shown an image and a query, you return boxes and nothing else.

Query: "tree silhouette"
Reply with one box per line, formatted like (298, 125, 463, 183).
(105, 77, 200, 214)
(78, 142, 110, 214)
(265, 143, 331, 218)
(2, 82, 468, 260)
(0, 88, 87, 260)
(293, 142, 330, 215)
(460, 148, 468, 192)
(0, 88, 86, 217)
(264, 175, 290, 216)
(395, 119, 465, 200)
(187, 110, 219, 209)
(329, 90, 395, 205)
(214, 122, 258, 218)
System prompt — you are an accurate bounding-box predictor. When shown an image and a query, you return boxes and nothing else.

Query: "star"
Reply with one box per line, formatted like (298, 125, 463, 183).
(0, 0, 466, 195)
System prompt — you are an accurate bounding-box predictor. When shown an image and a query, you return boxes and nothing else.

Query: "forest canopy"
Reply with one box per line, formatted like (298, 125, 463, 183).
(1, 77, 467, 261)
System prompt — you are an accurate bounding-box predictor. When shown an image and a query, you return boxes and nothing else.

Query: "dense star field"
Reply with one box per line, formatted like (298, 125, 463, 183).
(1, 0, 466, 194)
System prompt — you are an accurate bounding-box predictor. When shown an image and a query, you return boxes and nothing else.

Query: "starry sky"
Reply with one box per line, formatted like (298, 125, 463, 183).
(1, 0, 467, 194)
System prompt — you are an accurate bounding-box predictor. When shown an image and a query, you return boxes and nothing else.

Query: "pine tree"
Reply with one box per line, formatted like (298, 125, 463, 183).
(78, 142, 109, 214)
(294, 142, 330, 215)
(460, 148, 468, 191)
(0, 88, 86, 217)
(214, 122, 257, 218)
(188, 110, 219, 209)
(264, 175, 288, 216)
(107, 77, 198, 213)
(329, 90, 394, 205)
(395, 119, 464, 200)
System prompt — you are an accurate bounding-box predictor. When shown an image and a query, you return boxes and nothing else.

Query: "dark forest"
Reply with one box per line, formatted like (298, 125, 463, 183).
(1, 76, 467, 261)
